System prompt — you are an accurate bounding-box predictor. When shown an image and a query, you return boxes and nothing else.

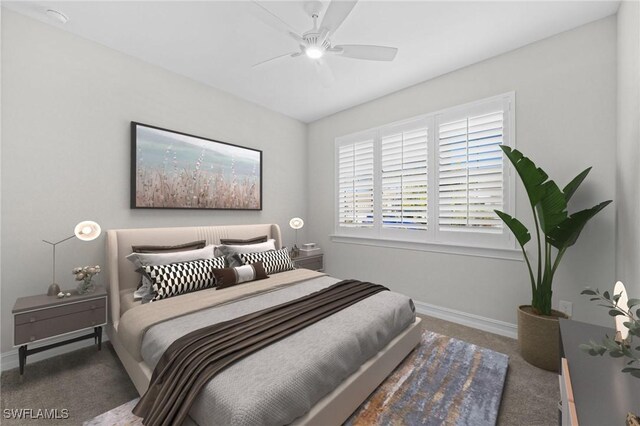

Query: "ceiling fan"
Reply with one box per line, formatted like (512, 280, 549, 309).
(251, 0, 398, 86)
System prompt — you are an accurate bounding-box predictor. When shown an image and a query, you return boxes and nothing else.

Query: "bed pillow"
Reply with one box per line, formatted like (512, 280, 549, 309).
(238, 248, 295, 275)
(127, 244, 216, 303)
(126, 244, 216, 271)
(215, 239, 277, 267)
(144, 256, 226, 301)
(213, 262, 268, 289)
(219, 235, 268, 245)
(131, 240, 206, 254)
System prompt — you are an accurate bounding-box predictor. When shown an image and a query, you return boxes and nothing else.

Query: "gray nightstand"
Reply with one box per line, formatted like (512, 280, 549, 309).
(12, 287, 107, 374)
(292, 253, 324, 271)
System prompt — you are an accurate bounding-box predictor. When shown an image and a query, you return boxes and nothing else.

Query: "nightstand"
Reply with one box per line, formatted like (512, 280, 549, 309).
(292, 253, 324, 271)
(12, 287, 107, 375)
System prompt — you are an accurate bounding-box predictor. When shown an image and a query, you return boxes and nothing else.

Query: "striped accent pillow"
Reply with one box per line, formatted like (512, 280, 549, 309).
(213, 262, 268, 289)
(239, 248, 295, 275)
(144, 256, 226, 301)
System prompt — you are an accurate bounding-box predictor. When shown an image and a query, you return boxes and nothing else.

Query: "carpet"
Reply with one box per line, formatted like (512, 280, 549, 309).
(85, 331, 508, 426)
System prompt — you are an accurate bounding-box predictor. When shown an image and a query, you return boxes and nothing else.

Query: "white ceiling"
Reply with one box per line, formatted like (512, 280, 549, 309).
(4, 1, 620, 123)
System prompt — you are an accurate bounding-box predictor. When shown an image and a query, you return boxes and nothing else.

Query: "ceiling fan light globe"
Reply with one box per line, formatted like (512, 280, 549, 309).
(305, 47, 324, 59)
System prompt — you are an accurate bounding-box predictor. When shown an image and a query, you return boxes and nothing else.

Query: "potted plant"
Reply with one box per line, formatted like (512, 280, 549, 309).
(495, 146, 611, 371)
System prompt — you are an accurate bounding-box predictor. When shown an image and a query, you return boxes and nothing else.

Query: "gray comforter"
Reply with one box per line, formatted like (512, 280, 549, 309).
(141, 275, 415, 426)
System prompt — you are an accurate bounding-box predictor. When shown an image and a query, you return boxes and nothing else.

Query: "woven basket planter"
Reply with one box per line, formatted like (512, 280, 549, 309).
(518, 305, 568, 372)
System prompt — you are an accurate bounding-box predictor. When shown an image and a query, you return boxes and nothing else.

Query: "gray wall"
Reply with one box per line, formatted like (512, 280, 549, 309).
(307, 17, 617, 327)
(616, 1, 640, 297)
(0, 10, 307, 354)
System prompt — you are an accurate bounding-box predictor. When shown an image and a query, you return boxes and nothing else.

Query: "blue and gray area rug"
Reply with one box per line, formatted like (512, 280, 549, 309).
(85, 331, 508, 426)
(345, 331, 509, 426)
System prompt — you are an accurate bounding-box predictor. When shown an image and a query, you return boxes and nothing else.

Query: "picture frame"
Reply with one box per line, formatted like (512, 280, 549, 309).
(131, 122, 262, 210)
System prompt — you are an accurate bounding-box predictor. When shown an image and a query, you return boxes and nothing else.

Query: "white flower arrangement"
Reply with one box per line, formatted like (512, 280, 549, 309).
(72, 265, 101, 293)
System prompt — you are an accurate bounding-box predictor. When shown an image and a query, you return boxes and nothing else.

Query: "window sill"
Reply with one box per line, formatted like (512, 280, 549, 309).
(329, 234, 523, 261)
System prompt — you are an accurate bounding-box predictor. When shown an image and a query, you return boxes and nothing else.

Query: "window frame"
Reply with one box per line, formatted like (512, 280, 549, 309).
(333, 92, 517, 257)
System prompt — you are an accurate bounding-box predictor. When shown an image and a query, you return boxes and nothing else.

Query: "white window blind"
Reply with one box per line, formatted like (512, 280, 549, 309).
(438, 111, 504, 232)
(334, 92, 514, 252)
(337, 139, 374, 228)
(381, 126, 429, 230)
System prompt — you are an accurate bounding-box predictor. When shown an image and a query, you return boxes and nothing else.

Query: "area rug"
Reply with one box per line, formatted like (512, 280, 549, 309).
(345, 331, 509, 426)
(84, 331, 508, 426)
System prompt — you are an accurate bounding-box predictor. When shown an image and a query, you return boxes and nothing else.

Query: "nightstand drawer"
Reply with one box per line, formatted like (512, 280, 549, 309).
(14, 308, 106, 345)
(15, 297, 105, 325)
(294, 255, 323, 271)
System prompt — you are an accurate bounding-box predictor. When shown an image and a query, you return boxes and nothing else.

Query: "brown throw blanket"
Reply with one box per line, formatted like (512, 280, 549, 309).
(133, 279, 388, 426)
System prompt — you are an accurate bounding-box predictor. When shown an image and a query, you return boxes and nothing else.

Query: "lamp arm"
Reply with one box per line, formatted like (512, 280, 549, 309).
(42, 234, 75, 284)
(42, 235, 75, 246)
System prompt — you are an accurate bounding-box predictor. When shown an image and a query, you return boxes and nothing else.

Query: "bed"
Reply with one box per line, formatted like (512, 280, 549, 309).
(105, 223, 422, 425)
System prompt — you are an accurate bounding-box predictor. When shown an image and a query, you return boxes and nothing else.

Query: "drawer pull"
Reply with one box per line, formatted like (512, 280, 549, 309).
(29, 317, 35, 323)
(90, 305, 96, 310)
(29, 336, 35, 342)
(91, 321, 96, 326)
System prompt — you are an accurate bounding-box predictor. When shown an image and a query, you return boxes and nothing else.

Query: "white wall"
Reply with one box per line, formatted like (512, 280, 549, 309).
(307, 17, 617, 329)
(616, 0, 640, 298)
(0, 9, 307, 355)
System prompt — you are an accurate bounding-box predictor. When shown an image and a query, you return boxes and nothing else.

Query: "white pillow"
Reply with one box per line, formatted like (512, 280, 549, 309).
(215, 239, 277, 267)
(220, 239, 276, 254)
(126, 244, 217, 271)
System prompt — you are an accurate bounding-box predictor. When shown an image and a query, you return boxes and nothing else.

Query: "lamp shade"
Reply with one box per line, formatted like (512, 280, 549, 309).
(613, 281, 629, 341)
(289, 217, 304, 230)
(74, 220, 101, 241)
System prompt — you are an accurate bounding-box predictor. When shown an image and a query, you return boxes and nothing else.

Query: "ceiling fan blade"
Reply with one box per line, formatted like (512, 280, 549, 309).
(320, 0, 358, 35)
(252, 52, 298, 68)
(332, 44, 398, 61)
(313, 59, 335, 88)
(251, 1, 303, 44)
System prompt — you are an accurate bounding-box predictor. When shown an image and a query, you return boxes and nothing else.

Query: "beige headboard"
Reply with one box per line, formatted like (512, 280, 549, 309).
(105, 223, 282, 327)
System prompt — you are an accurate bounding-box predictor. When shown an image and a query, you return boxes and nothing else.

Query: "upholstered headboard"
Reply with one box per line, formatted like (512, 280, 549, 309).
(105, 224, 282, 327)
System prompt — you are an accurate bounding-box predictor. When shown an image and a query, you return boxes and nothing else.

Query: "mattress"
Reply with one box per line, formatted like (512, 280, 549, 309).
(140, 275, 415, 426)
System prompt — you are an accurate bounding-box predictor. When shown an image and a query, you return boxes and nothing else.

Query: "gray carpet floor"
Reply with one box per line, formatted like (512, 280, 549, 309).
(0, 314, 558, 425)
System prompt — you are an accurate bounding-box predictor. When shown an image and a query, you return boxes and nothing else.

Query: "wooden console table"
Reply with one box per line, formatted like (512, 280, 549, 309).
(559, 319, 640, 425)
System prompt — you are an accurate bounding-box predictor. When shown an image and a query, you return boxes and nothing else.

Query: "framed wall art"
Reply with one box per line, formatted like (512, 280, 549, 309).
(131, 122, 262, 210)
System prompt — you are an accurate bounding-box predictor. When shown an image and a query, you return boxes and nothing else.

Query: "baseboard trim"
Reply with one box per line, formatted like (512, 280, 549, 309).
(414, 299, 518, 339)
(1, 332, 110, 372)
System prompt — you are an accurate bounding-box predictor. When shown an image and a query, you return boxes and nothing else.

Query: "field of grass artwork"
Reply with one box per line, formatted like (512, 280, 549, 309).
(131, 123, 262, 210)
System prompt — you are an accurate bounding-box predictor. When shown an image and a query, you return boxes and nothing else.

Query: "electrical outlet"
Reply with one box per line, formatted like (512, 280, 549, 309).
(559, 300, 573, 318)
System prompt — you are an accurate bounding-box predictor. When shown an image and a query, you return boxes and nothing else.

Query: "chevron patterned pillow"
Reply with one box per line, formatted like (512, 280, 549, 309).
(144, 256, 226, 301)
(239, 248, 295, 275)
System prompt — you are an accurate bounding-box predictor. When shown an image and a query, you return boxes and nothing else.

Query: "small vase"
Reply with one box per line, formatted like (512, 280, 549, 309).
(77, 278, 95, 294)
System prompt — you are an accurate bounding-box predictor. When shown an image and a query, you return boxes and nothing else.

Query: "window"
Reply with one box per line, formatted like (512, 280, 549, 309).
(334, 93, 515, 251)
(337, 136, 374, 229)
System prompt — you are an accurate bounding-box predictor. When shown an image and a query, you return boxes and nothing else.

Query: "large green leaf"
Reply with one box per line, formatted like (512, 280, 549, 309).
(536, 180, 568, 234)
(495, 210, 531, 248)
(546, 200, 612, 249)
(500, 146, 549, 207)
(563, 167, 592, 202)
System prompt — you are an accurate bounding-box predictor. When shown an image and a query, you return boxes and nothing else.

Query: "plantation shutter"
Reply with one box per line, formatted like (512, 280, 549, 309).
(438, 110, 504, 232)
(337, 138, 375, 228)
(381, 124, 429, 230)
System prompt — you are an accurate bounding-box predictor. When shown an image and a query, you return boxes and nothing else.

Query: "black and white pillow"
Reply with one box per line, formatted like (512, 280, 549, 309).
(239, 248, 295, 275)
(144, 256, 225, 301)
